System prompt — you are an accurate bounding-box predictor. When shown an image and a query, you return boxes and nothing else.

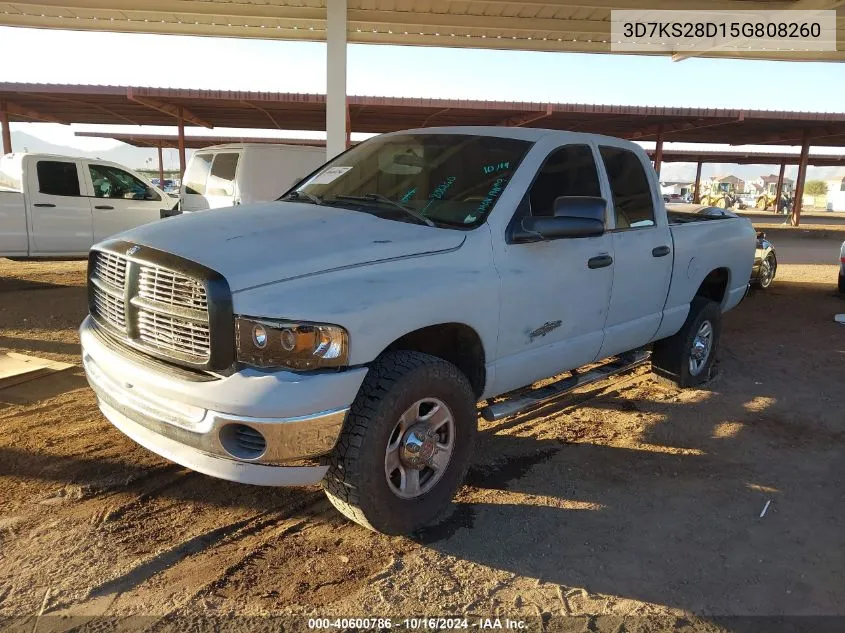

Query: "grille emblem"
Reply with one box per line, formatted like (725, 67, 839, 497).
(126, 245, 141, 256)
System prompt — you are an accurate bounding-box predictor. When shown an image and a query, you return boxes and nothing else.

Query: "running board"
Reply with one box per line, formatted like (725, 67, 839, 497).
(480, 351, 650, 422)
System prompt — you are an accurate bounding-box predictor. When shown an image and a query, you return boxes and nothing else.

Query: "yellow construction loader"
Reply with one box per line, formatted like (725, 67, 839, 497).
(755, 183, 780, 210)
(699, 181, 739, 208)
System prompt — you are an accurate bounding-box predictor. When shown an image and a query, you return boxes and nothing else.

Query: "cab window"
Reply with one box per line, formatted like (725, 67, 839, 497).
(599, 147, 656, 229)
(527, 145, 601, 217)
(37, 161, 81, 197)
(89, 165, 158, 201)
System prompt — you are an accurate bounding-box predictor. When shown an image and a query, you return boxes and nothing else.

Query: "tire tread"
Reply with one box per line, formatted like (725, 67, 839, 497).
(322, 350, 474, 533)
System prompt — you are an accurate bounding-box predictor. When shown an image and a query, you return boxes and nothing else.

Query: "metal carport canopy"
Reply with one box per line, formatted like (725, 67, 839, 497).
(74, 132, 845, 166)
(1, 0, 843, 61)
(5, 83, 845, 147)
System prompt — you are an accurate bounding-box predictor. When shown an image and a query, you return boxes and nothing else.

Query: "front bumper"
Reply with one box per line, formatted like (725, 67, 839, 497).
(80, 316, 368, 486)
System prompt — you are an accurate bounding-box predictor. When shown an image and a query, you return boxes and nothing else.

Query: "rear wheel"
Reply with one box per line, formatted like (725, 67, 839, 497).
(652, 297, 722, 388)
(322, 351, 477, 535)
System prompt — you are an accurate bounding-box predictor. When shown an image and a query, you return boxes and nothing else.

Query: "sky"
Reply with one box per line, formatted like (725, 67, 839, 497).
(3, 25, 845, 169)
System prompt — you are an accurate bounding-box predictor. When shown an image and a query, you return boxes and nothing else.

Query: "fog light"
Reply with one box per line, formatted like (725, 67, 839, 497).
(252, 324, 267, 348)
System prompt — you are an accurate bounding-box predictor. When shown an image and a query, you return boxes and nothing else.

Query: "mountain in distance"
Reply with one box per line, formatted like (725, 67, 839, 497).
(9, 131, 188, 170)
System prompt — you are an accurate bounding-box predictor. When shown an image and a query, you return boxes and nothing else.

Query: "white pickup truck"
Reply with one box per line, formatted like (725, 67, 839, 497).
(0, 153, 174, 258)
(80, 127, 755, 534)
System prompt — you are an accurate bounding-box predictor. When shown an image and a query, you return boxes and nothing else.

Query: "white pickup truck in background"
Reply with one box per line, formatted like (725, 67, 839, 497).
(0, 153, 174, 259)
(81, 127, 756, 535)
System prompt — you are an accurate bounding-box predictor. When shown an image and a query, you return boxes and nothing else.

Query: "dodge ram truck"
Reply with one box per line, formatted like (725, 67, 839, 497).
(81, 127, 756, 534)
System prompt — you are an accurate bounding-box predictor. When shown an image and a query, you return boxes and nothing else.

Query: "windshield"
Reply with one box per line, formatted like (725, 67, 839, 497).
(287, 133, 533, 227)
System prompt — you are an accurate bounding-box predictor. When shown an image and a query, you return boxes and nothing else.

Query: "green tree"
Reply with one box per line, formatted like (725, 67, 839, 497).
(805, 180, 828, 196)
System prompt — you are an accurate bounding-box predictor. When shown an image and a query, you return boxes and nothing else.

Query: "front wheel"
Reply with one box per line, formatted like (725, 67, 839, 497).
(322, 351, 477, 535)
(652, 297, 722, 388)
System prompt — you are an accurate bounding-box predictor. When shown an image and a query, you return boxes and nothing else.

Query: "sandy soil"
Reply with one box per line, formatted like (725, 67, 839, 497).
(1, 229, 843, 632)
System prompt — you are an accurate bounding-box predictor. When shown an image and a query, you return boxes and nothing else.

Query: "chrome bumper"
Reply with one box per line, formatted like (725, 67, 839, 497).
(83, 351, 348, 466)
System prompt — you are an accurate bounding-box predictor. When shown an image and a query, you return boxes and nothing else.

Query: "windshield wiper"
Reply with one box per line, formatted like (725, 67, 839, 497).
(332, 194, 436, 228)
(282, 190, 323, 205)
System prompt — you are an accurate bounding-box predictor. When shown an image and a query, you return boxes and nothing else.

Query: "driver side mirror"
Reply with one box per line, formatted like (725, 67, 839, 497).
(512, 196, 607, 243)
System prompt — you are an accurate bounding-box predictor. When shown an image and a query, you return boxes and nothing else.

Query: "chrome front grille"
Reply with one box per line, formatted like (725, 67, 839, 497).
(138, 265, 208, 312)
(89, 249, 211, 364)
(91, 284, 126, 329)
(93, 251, 127, 290)
(138, 310, 210, 359)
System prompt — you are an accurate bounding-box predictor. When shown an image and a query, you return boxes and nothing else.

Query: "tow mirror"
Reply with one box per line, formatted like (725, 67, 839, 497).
(512, 196, 607, 243)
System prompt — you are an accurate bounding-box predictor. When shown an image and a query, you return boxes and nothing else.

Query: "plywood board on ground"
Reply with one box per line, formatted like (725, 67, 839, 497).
(0, 351, 74, 390)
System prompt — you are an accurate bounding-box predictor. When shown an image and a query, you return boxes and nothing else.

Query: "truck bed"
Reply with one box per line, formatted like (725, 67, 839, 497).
(665, 203, 736, 225)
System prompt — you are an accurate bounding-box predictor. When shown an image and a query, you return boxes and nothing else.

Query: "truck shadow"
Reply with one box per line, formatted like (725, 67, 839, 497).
(415, 371, 844, 616)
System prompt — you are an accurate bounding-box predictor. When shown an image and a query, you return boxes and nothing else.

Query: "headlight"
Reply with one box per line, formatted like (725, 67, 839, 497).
(235, 317, 349, 370)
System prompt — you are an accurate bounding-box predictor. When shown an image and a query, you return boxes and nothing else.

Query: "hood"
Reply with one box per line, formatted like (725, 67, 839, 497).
(117, 202, 466, 292)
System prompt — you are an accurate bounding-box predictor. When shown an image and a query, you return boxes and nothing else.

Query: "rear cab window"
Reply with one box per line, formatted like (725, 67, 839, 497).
(184, 153, 213, 195)
(36, 160, 81, 197)
(599, 147, 656, 230)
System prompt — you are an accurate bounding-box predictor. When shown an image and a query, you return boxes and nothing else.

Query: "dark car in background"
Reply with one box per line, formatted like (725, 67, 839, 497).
(675, 205, 779, 289)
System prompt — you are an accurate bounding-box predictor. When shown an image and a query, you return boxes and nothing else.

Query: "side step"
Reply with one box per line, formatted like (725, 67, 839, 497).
(480, 351, 650, 422)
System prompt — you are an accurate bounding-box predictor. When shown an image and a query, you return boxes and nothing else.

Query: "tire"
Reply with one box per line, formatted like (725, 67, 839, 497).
(322, 350, 477, 535)
(651, 297, 722, 388)
(755, 253, 777, 289)
(839, 272, 845, 294)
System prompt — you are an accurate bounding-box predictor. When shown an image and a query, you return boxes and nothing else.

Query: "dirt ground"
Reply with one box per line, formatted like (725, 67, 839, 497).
(1, 227, 844, 632)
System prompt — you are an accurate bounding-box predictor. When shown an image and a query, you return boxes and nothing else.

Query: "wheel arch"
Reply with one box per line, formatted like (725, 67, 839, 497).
(378, 322, 487, 399)
(695, 267, 731, 307)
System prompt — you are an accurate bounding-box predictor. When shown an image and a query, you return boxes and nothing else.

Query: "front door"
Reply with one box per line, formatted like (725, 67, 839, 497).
(27, 159, 93, 254)
(596, 145, 673, 359)
(491, 143, 614, 395)
(87, 163, 164, 243)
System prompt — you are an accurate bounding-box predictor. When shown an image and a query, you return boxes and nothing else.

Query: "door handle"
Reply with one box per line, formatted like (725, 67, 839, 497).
(94, 205, 114, 210)
(652, 245, 671, 257)
(33, 203, 55, 208)
(588, 254, 613, 269)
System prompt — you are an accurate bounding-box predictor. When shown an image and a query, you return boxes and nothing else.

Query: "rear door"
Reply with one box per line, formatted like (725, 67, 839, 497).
(87, 163, 164, 242)
(596, 145, 673, 359)
(27, 159, 93, 254)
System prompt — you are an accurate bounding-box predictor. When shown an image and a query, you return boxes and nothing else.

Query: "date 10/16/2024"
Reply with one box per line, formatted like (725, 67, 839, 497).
(307, 617, 528, 630)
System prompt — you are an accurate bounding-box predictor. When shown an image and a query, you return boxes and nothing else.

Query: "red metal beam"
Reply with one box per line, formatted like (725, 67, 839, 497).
(0, 106, 10, 154)
(500, 104, 553, 127)
(177, 113, 187, 179)
(0, 99, 64, 124)
(653, 124, 665, 177)
(127, 88, 213, 128)
(693, 161, 703, 203)
(158, 144, 165, 187)
(240, 100, 283, 130)
(791, 131, 810, 227)
(628, 115, 744, 141)
(421, 107, 451, 127)
(774, 163, 786, 215)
